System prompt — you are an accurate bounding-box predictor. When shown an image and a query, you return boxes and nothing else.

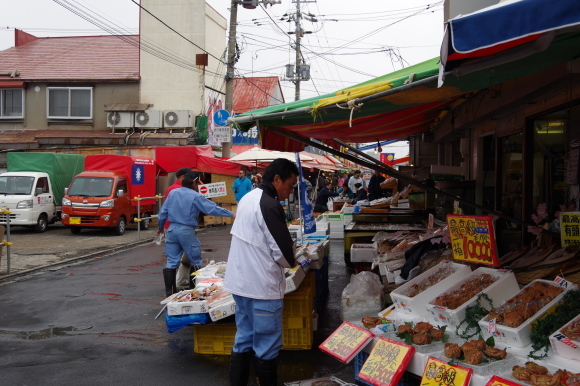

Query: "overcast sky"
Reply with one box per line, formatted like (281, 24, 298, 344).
(1, 0, 444, 103)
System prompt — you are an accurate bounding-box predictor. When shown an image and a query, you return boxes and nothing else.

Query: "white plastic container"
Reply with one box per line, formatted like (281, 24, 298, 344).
(550, 313, 580, 362)
(350, 243, 378, 262)
(208, 297, 236, 322)
(425, 267, 519, 330)
(390, 260, 471, 317)
(167, 299, 208, 315)
(479, 279, 575, 347)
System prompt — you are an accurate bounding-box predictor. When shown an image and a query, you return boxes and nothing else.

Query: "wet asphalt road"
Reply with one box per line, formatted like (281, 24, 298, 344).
(0, 225, 356, 385)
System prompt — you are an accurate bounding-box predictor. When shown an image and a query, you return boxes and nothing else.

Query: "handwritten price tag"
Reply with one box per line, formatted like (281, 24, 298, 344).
(421, 357, 472, 386)
(447, 215, 500, 266)
(488, 318, 496, 334)
(319, 321, 374, 363)
(485, 375, 523, 386)
(358, 337, 415, 386)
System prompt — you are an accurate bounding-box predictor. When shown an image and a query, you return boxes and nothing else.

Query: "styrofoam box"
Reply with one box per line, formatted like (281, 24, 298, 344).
(350, 243, 378, 262)
(341, 205, 355, 214)
(329, 221, 344, 230)
(208, 297, 236, 322)
(425, 267, 519, 329)
(390, 261, 471, 317)
(167, 299, 208, 315)
(329, 231, 344, 240)
(479, 279, 576, 347)
(324, 213, 344, 222)
(550, 313, 580, 362)
(285, 266, 306, 293)
(343, 213, 353, 226)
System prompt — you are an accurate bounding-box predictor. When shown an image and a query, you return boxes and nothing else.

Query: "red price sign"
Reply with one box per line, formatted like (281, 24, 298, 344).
(446, 215, 500, 266)
(422, 357, 472, 386)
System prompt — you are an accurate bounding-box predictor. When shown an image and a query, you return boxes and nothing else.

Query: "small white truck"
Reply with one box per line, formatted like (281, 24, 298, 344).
(0, 153, 85, 232)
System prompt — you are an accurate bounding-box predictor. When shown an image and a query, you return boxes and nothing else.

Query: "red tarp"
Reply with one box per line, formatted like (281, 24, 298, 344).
(84, 154, 157, 205)
(155, 146, 241, 177)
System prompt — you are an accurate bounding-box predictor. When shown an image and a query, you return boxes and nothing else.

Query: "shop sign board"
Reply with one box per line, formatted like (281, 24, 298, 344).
(357, 337, 415, 386)
(560, 211, 580, 246)
(213, 126, 232, 143)
(319, 321, 374, 363)
(198, 182, 227, 198)
(421, 356, 472, 386)
(446, 214, 500, 266)
(485, 375, 523, 386)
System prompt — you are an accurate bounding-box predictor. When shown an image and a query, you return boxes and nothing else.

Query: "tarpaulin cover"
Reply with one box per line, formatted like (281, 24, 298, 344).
(7, 152, 85, 206)
(449, 0, 580, 55)
(84, 155, 157, 206)
(155, 146, 240, 177)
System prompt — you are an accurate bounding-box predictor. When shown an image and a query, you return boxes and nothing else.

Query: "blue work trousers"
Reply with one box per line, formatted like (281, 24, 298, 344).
(232, 294, 283, 360)
(164, 224, 201, 270)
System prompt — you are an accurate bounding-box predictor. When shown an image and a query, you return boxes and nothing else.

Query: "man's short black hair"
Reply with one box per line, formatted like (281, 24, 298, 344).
(176, 167, 191, 178)
(263, 158, 299, 183)
(239, 169, 246, 176)
(354, 182, 362, 188)
(355, 170, 361, 174)
(182, 171, 200, 188)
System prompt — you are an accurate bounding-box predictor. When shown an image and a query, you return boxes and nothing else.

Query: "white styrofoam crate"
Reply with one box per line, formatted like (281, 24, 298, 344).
(479, 279, 576, 347)
(350, 243, 378, 262)
(550, 313, 580, 362)
(285, 266, 306, 293)
(340, 293, 384, 322)
(329, 221, 344, 230)
(343, 213, 354, 226)
(208, 297, 236, 322)
(167, 299, 208, 315)
(390, 261, 471, 317)
(425, 267, 519, 330)
(329, 231, 344, 239)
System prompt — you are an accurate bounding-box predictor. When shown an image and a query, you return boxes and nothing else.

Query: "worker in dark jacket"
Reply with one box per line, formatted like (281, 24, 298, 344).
(354, 182, 368, 201)
(314, 182, 339, 212)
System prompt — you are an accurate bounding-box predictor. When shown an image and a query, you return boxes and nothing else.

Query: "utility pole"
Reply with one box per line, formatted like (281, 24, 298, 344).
(222, 0, 281, 158)
(284, 0, 314, 101)
(294, 0, 302, 102)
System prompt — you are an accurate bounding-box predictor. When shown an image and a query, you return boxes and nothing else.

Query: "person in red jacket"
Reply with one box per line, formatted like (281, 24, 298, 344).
(163, 167, 191, 230)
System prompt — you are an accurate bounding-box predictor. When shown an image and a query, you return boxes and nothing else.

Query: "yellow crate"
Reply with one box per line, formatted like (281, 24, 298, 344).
(193, 323, 237, 355)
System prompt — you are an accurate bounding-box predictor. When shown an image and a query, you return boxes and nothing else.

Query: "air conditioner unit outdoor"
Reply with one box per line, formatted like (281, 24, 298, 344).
(134, 110, 163, 129)
(107, 111, 134, 128)
(163, 110, 193, 129)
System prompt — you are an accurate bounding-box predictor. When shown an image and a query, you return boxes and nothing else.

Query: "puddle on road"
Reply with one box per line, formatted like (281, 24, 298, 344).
(0, 325, 92, 340)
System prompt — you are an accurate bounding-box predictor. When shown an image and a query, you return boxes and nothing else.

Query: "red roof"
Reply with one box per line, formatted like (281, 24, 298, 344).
(0, 30, 140, 82)
(233, 77, 284, 114)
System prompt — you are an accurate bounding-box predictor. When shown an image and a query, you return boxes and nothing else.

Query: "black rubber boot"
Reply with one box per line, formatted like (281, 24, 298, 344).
(255, 357, 277, 386)
(229, 351, 253, 386)
(163, 268, 177, 297)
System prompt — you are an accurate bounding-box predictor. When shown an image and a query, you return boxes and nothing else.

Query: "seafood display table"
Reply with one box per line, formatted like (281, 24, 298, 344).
(358, 308, 580, 386)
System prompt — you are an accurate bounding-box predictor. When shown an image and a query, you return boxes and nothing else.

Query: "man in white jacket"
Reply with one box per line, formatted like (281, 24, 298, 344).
(224, 158, 299, 386)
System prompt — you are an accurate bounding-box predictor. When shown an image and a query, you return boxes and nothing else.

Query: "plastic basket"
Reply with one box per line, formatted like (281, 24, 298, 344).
(283, 285, 313, 350)
(354, 351, 373, 386)
(193, 322, 237, 355)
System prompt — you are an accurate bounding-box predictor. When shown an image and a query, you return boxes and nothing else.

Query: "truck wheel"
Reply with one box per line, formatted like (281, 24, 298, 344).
(141, 216, 150, 230)
(70, 227, 82, 234)
(114, 217, 126, 236)
(35, 214, 48, 233)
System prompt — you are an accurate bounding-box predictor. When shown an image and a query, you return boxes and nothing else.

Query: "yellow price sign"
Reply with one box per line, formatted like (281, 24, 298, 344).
(485, 375, 522, 386)
(421, 356, 472, 386)
(560, 211, 580, 246)
(319, 321, 374, 363)
(447, 215, 500, 266)
(358, 337, 415, 386)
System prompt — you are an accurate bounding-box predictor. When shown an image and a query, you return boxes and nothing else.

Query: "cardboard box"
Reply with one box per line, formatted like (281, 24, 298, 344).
(285, 266, 306, 293)
(479, 279, 575, 347)
(350, 243, 378, 263)
(209, 297, 236, 322)
(390, 261, 471, 317)
(167, 299, 209, 315)
(550, 313, 580, 361)
(425, 267, 519, 330)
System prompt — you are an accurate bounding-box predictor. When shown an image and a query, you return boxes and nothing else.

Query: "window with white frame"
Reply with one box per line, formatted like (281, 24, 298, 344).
(47, 87, 92, 119)
(0, 89, 24, 119)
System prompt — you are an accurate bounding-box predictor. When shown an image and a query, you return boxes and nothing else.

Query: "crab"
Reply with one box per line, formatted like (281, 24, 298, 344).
(483, 346, 507, 360)
(444, 343, 462, 359)
(430, 328, 445, 341)
(530, 373, 560, 386)
(413, 322, 433, 334)
(562, 321, 580, 341)
(513, 365, 534, 381)
(525, 361, 549, 375)
(397, 324, 413, 335)
(463, 349, 484, 365)
(412, 332, 432, 345)
(503, 310, 525, 327)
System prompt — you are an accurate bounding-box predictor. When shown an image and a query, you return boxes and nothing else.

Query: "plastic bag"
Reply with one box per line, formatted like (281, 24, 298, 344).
(342, 271, 383, 298)
(153, 232, 165, 245)
(165, 312, 210, 333)
(327, 197, 334, 211)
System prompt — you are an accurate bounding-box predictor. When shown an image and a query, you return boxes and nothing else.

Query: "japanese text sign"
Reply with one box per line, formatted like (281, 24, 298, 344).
(213, 126, 232, 143)
(447, 215, 500, 266)
(485, 375, 523, 386)
(358, 337, 415, 386)
(197, 182, 227, 198)
(560, 211, 580, 246)
(319, 321, 374, 363)
(421, 357, 472, 386)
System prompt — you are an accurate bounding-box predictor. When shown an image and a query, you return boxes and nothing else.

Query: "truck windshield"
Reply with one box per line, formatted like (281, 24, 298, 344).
(68, 177, 114, 197)
(0, 176, 35, 195)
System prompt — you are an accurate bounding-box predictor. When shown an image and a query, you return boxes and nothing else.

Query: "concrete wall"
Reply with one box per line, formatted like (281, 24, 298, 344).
(139, 0, 227, 113)
(0, 82, 139, 131)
